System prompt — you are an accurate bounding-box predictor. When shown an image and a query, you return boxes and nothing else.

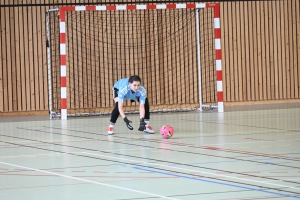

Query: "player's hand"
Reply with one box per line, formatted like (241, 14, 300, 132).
(138, 118, 147, 131)
(124, 117, 133, 130)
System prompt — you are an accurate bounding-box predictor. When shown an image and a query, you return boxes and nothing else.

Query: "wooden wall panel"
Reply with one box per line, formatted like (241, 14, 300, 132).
(290, 0, 297, 98)
(256, 1, 263, 100)
(236, 2, 242, 101)
(221, 0, 300, 104)
(297, 0, 300, 98)
(15, 5, 22, 111)
(265, 1, 271, 100)
(271, 1, 277, 99)
(0, 7, 5, 112)
(0, 0, 300, 115)
(10, 7, 17, 111)
(5, 7, 13, 112)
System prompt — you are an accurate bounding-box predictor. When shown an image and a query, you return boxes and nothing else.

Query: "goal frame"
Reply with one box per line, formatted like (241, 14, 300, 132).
(58, 3, 223, 120)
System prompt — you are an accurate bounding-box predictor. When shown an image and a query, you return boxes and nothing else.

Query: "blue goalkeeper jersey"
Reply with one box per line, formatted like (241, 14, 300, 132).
(114, 78, 147, 104)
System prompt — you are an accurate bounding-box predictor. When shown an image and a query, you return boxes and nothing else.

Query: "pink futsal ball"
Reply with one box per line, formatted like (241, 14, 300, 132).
(160, 125, 174, 139)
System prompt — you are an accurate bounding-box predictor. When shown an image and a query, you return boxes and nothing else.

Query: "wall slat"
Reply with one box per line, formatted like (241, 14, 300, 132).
(261, 2, 267, 100)
(273, 1, 279, 99)
(256, 2, 263, 100)
(10, 7, 17, 111)
(253, 2, 259, 101)
(263, 1, 273, 100)
(256, 2, 266, 100)
(34, 0, 40, 110)
(23, 6, 30, 111)
(0, 7, 5, 112)
(232, 2, 238, 102)
(296, 0, 300, 98)
(277, 1, 286, 99)
(15, 6, 22, 111)
(248, 2, 255, 101)
(288, 0, 295, 99)
(236, 2, 242, 101)
(243, 2, 251, 101)
(19, 5, 26, 111)
(27, 4, 35, 110)
(6, 7, 13, 112)
(228, 2, 234, 102)
(284, 0, 290, 99)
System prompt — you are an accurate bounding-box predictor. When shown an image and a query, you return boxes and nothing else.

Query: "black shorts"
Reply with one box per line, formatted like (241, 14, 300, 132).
(113, 88, 119, 98)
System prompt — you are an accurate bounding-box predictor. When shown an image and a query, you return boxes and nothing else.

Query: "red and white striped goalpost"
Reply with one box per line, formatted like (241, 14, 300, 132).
(59, 3, 223, 120)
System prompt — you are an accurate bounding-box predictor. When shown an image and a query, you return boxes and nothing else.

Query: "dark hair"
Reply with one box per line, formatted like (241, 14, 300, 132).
(128, 75, 141, 83)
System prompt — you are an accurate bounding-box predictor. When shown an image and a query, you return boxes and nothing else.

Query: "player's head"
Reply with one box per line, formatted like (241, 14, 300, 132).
(128, 75, 141, 92)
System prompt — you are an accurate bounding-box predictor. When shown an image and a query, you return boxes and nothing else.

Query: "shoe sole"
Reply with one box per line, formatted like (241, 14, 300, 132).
(144, 131, 155, 134)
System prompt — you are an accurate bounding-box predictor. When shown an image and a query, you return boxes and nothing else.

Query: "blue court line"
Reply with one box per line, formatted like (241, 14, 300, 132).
(187, 160, 241, 165)
(167, 159, 290, 166)
(256, 162, 291, 165)
(133, 166, 300, 199)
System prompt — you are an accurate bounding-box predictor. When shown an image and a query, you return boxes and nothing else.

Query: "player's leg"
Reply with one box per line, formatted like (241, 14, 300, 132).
(138, 97, 154, 134)
(108, 88, 119, 135)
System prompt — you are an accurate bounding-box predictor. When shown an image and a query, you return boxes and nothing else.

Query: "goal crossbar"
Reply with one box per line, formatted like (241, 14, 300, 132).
(58, 3, 223, 120)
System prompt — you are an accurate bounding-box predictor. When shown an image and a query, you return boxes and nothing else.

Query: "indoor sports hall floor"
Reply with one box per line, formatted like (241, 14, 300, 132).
(0, 107, 299, 200)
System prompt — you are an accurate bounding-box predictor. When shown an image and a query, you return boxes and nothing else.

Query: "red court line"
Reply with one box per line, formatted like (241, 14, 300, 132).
(245, 137, 277, 141)
(141, 138, 300, 161)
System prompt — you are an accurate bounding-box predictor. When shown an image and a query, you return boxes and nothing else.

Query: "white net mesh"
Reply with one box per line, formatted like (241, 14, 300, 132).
(47, 7, 217, 117)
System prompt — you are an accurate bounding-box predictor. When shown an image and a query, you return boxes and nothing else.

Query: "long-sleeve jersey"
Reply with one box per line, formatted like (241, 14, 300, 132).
(113, 78, 147, 104)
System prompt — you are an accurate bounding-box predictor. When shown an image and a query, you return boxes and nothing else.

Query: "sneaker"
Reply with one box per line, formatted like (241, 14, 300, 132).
(144, 125, 155, 134)
(107, 127, 114, 135)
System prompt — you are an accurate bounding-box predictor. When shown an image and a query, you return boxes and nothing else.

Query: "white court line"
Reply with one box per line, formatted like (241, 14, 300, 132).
(262, 178, 300, 183)
(0, 147, 156, 159)
(82, 152, 300, 191)
(0, 161, 179, 200)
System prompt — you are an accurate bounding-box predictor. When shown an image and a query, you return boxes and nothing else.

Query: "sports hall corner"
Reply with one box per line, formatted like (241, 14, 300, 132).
(0, 0, 300, 199)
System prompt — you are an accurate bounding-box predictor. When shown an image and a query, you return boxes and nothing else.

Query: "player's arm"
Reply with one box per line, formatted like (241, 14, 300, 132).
(138, 103, 146, 131)
(118, 95, 133, 130)
(139, 103, 145, 119)
(138, 87, 146, 119)
(138, 89, 147, 131)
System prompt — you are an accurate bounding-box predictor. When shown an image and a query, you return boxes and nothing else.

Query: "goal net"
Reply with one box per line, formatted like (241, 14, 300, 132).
(46, 3, 223, 119)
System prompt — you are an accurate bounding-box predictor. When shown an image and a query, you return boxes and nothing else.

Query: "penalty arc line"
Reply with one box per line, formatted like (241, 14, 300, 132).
(0, 161, 179, 200)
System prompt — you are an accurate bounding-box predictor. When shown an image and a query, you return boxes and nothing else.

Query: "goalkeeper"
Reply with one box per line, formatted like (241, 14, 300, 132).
(107, 75, 155, 135)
